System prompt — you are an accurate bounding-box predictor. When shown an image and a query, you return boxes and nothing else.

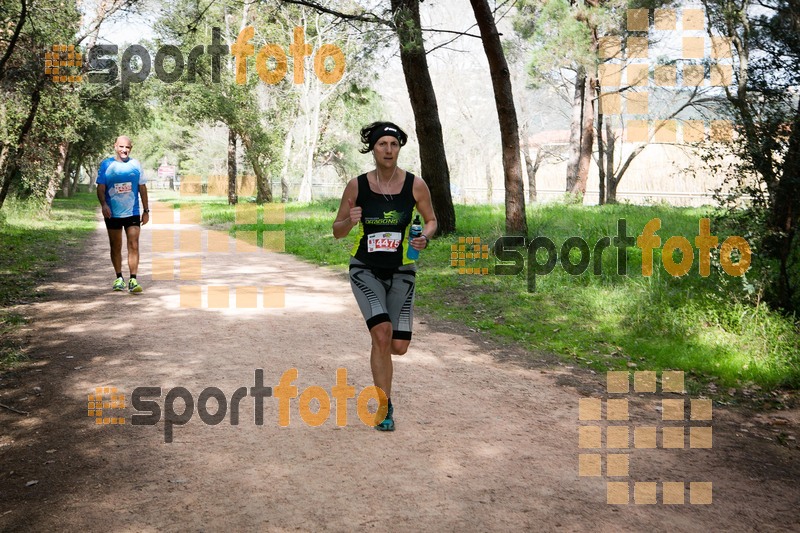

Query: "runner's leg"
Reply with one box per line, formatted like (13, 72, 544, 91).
(125, 224, 141, 276)
(350, 265, 393, 399)
(107, 228, 123, 275)
(386, 271, 415, 355)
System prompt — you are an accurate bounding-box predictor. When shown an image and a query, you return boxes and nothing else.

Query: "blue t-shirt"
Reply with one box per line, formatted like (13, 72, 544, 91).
(96, 157, 146, 218)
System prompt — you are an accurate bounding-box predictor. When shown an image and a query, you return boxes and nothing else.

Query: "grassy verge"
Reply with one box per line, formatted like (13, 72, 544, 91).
(0, 193, 98, 367)
(155, 193, 800, 395)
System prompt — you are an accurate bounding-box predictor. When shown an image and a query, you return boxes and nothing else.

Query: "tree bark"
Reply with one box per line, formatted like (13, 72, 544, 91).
(390, 0, 455, 234)
(572, 74, 595, 197)
(45, 148, 64, 208)
(280, 130, 293, 203)
(0, 0, 27, 82)
(57, 141, 72, 199)
(605, 121, 616, 204)
(521, 121, 538, 203)
(470, 0, 527, 235)
(227, 128, 238, 205)
(70, 152, 85, 195)
(597, 111, 606, 205)
(565, 67, 585, 194)
(241, 132, 272, 204)
(297, 78, 320, 203)
(85, 160, 98, 191)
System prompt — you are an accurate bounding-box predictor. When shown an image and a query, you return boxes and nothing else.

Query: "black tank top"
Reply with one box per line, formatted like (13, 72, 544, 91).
(351, 171, 417, 268)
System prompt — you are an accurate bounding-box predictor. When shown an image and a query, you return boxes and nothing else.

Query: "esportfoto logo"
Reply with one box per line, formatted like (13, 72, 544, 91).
(452, 218, 751, 291)
(49, 26, 345, 96)
(90, 368, 389, 442)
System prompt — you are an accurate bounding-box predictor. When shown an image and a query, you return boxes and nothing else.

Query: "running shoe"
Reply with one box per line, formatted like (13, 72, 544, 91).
(112, 277, 125, 291)
(128, 278, 143, 293)
(375, 403, 395, 431)
(375, 415, 394, 431)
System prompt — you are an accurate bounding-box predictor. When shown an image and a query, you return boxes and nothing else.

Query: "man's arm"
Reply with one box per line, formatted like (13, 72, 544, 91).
(97, 185, 111, 219)
(139, 184, 149, 225)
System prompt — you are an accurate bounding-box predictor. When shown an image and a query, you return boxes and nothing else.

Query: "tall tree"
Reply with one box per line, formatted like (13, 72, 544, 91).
(702, 0, 800, 312)
(282, 0, 457, 233)
(389, 0, 456, 233)
(470, 0, 528, 235)
(0, 0, 145, 210)
(516, 0, 600, 198)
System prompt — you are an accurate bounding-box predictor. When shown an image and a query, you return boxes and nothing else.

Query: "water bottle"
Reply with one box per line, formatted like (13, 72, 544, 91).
(407, 215, 423, 260)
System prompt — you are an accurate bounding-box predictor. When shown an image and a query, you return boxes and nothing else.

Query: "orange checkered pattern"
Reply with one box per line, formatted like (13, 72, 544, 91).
(150, 194, 286, 309)
(450, 237, 490, 275)
(45, 44, 83, 83)
(579, 371, 713, 505)
(598, 8, 733, 144)
(88, 387, 126, 425)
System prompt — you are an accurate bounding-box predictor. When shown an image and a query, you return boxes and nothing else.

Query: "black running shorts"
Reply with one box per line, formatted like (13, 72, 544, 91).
(349, 258, 416, 340)
(104, 215, 141, 230)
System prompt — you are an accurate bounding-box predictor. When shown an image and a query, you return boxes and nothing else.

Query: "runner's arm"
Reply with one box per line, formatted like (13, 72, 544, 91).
(411, 177, 437, 250)
(333, 178, 360, 239)
(96, 185, 111, 219)
(139, 184, 149, 225)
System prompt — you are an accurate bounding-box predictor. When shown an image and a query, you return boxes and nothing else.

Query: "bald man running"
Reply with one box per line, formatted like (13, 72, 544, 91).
(96, 136, 149, 293)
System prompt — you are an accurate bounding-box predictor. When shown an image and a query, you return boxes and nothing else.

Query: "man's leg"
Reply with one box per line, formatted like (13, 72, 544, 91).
(107, 229, 123, 274)
(125, 224, 141, 276)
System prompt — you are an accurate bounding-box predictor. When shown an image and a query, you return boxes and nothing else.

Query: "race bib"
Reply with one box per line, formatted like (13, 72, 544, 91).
(367, 232, 402, 253)
(114, 182, 133, 194)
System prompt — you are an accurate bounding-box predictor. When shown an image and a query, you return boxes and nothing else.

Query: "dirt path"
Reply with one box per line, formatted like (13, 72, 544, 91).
(1, 205, 798, 532)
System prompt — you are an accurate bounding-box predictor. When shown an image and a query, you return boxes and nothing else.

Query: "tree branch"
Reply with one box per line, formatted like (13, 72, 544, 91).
(75, 0, 142, 45)
(0, 0, 27, 81)
(279, 0, 391, 27)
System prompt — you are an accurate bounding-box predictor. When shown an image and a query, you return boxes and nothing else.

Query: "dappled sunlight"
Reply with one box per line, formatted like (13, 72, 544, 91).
(397, 350, 447, 367)
(471, 441, 510, 459)
(4, 213, 799, 532)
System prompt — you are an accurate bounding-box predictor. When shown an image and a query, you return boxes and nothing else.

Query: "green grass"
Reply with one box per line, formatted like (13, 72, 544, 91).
(153, 193, 800, 392)
(0, 193, 98, 367)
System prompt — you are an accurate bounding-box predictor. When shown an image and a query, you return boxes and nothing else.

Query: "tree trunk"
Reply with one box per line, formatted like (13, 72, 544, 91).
(573, 74, 595, 197)
(0, 145, 17, 211)
(597, 111, 606, 205)
(227, 128, 238, 205)
(470, 0, 527, 235)
(297, 84, 320, 203)
(58, 141, 72, 199)
(70, 153, 85, 196)
(565, 67, 586, 194)
(280, 130, 293, 203)
(520, 121, 537, 204)
(0, 78, 43, 211)
(526, 147, 540, 204)
(0, 0, 27, 82)
(85, 161, 98, 191)
(46, 141, 69, 207)
(390, 0, 456, 234)
(241, 132, 272, 204)
(0, 144, 9, 198)
(605, 122, 615, 203)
